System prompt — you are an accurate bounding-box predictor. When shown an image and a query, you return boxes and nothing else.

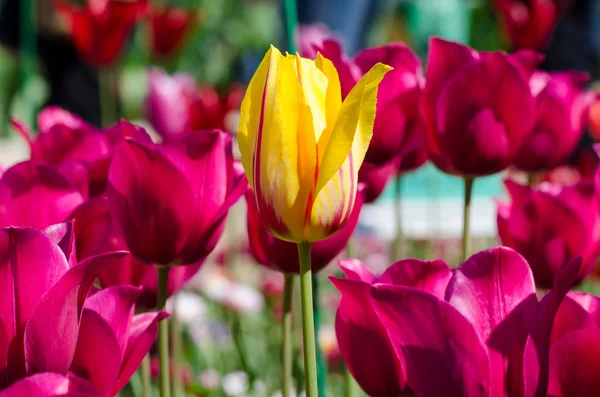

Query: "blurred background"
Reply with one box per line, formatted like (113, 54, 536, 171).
(1, 0, 600, 395)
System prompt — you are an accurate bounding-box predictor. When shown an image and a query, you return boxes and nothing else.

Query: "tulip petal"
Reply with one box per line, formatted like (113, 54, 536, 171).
(0, 227, 70, 385)
(0, 373, 99, 397)
(551, 295, 596, 345)
(24, 251, 127, 375)
(547, 328, 600, 397)
(331, 278, 405, 396)
(107, 139, 196, 265)
(378, 258, 451, 299)
(523, 256, 583, 397)
(0, 161, 84, 229)
(568, 292, 600, 326)
(371, 284, 490, 397)
(70, 309, 122, 396)
(338, 259, 377, 283)
(111, 311, 169, 396)
(314, 53, 342, 147)
(44, 222, 77, 267)
(83, 285, 142, 358)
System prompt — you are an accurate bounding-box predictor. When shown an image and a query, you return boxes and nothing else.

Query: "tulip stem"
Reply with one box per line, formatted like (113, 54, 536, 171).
(171, 293, 183, 397)
(139, 355, 152, 397)
(283, 0, 298, 53)
(297, 242, 318, 397)
(157, 266, 171, 397)
(344, 364, 357, 397)
(282, 274, 294, 397)
(99, 69, 117, 127)
(312, 274, 327, 396)
(461, 177, 474, 264)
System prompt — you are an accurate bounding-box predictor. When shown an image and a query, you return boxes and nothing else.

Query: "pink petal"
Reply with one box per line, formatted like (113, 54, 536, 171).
(111, 311, 168, 396)
(0, 373, 99, 397)
(24, 251, 127, 376)
(0, 161, 84, 229)
(568, 292, 600, 326)
(523, 256, 584, 397)
(377, 258, 451, 299)
(547, 328, 600, 397)
(44, 222, 77, 267)
(371, 284, 490, 397)
(0, 227, 70, 386)
(70, 309, 122, 396)
(551, 295, 596, 345)
(83, 285, 142, 358)
(337, 259, 377, 284)
(330, 278, 405, 396)
(107, 138, 196, 265)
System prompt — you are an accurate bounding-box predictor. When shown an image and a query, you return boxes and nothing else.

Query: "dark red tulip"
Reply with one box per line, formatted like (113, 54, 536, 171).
(422, 38, 539, 177)
(331, 247, 584, 397)
(73, 197, 202, 308)
(55, 0, 147, 67)
(246, 189, 364, 274)
(0, 160, 84, 229)
(12, 107, 152, 196)
(513, 71, 590, 172)
(495, 0, 570, 51)
(497, 179, 600, 288)
(358, 157, 399, 203)
(0, 224, 166, 395)
(146, 69, 225, 141)
(107, 124, 246, 265)
(316, 40, 426, 167)
(148, 5, 197, 60)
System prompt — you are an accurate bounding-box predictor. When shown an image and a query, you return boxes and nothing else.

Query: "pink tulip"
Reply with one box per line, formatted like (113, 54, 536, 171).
(494, 0, 568, 51)
(331, 247, 584, 397)
(0, 160, 84, 229)
(107, 124, 245, 265)
(497, 179, 600, 288)
(0, 223, 166, 395)
(422, 38, 539, 177)
(146, 68, 224, 141)
(357, 157, 400, 203)
(512, 71, 590, 172)
(73, 196, 202, 308)
(296, 23, 336, 60)
(12, 107, 152, 196)
(315, 39, 426, 168)
(246, 189, 364, 273)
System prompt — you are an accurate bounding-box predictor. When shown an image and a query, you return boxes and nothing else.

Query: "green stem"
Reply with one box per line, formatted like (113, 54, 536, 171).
(157, 266, 171, 397)
(98, 69, 117, 127)
(461, 177, 475, 264)
(297, 242, 318, 397)
(231, 311, 253, 382)
(282, 274, 294, 397)
(283, 0, 298, 53)
(312, 275, 327, 396)
(171, 294, 183, 397)
(344, 364, 357, 397)
(140, 355, 152, 397)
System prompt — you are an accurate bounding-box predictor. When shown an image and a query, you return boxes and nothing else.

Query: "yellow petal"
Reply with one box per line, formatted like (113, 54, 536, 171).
(314, 62, 392, 196)
(314, 52, 342, 162)
(238, 46, 272, 188)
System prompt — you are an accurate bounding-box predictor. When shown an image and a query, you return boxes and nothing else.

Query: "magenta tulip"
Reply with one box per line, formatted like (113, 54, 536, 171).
(422, 38, 539, 177)
(73, 196, 202, 308)
(296, 23, 335, 60)
(315, 39, 426, 168)
(246, 189, 364, 273)
(0, 223, 166, 395)
(358, 157, 400, 203)
(12, 107, 152, 196)
(331, 247, 584, 397)
(512, 71, 590, 172)
(146, 68, 224, 141)
(497, 179, 600, 288)
(0, 373, 99, 397)
(0, 160, 84, 229)
(107, 124, 245, 265)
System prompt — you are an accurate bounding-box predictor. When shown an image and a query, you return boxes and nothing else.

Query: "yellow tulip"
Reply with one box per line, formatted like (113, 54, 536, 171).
(238, 45, 391, 243)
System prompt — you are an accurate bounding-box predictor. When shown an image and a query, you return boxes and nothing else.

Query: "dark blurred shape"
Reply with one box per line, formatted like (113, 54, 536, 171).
(0, 0, 101, 126)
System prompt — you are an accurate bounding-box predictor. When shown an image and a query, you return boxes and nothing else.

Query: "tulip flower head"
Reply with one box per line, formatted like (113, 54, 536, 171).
(238, 45, 391, 243)
(331, 247, 584, 397)
(512, 71, 590, 172)
(422, 38, 538, 177)
(55, 0, 147, 67)
(148, 5, 198, 60)
(497, 179, 600, 288)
